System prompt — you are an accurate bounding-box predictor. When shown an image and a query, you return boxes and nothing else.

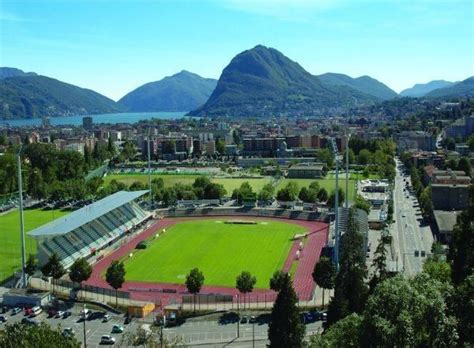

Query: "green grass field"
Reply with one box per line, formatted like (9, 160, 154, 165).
(104, 174, 272, 195)
(123, 219, 306, 288)
(0, 208, 67, 282)
(103, 174, 199, 188)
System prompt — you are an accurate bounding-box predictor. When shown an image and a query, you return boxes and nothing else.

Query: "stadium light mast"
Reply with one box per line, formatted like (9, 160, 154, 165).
(332, 138, 340, 270)
(17, 145, 27, 288)
(345, 131, 350, 209)
(147, 128, 152, 208)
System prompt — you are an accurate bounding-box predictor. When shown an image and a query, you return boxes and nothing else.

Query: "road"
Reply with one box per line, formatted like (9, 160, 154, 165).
(391, 159, 434, 275)
(163, 314, 323, 347)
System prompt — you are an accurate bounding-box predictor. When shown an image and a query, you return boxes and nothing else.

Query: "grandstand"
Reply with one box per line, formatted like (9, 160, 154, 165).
(28, 190, 151, 269)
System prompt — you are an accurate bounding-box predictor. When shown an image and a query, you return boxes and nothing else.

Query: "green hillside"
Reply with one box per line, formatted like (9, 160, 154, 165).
(0, 75, 124, 119)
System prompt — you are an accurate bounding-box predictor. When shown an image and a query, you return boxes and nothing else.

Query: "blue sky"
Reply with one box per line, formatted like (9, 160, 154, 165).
(1, 0, 473, 100)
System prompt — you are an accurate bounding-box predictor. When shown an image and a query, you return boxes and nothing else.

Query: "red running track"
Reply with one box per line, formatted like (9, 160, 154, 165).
(85, 216, 328, 307)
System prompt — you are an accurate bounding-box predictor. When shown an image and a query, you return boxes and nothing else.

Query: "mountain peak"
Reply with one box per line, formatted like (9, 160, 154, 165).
(0, 67, 37, 79)
(188, 46, 379, 117)
(119, 71, 217, 112)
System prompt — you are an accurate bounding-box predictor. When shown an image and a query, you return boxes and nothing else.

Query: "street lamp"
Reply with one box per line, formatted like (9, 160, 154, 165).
(17, 145, 27, 288)
(82, 303, 87, 348)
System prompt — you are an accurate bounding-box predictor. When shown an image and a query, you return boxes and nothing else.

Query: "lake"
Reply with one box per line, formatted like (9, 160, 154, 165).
(0, 112, 189, 127)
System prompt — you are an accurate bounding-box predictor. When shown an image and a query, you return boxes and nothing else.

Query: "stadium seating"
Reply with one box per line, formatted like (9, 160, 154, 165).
(35, 194, 151, 269)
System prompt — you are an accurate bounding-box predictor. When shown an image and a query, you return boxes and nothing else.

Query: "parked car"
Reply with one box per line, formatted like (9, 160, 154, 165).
(63, 311, 72, 318)
(103, 314, 111, 322)
(1, 306, 8, 314)
(112, 324, 124, 333)
(0, 315, 7, 323)
(100, 335, 116, 344)
(249, 315, 257, 324)
(240, 315, 248, 324)
(124, 314, 132, 325)
(62, 327, 75, 338)
(11, 307, 22, 315)
(48, 309, 57, 317)
(55, 311, 65, 318)
(31, 306, 42, 317)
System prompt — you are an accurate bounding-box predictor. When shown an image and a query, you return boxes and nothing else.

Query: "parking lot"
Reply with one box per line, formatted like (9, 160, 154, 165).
(0, 301, 138, 346)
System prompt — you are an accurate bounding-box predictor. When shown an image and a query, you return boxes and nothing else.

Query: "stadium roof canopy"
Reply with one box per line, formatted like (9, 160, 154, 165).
(28, 190, 149, 238)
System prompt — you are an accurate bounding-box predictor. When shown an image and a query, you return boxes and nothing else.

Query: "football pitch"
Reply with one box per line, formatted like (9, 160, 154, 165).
(123, 219, 306, 288)
(0, 208, 67, 282)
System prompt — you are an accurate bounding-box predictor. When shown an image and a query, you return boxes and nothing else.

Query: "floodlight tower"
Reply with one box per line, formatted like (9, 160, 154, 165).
(345, 131, 350, 209)
(17, 145, 27, 288)
(332, 138, 340, 270)
(147, 128, 153, 208)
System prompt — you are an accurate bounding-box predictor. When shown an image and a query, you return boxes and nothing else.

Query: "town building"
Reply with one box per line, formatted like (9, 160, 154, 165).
(287, 164, 326, 179)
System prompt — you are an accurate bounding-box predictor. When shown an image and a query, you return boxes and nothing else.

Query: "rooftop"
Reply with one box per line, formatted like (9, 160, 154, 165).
(434, 210, 462, 232)
(28, 190, 148, 238)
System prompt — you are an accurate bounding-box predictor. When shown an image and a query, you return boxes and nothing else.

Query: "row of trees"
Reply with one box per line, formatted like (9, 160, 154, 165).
(0, 142, 114, 199)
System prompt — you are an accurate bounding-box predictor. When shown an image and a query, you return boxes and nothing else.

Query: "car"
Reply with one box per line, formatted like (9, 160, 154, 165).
(1, 306, 8, 314)
(415, 250, 420, 257)
(240, 315, 248, 324)
(249, 315, 257, 324)
(24, 307, 33, 316)
(63, 310, 72, 318)
(401, 213, 406, 217)
(11, 307, 22, 315)
(103, 314, 111, 322)
(62, 327, 75, 338)
(112, 324, 124, 333)
(48, 309, 57, 317)
(55, 311, 65, 318)
(100, 335, 116, 344)
(0, 315, 7, 323)
(22, 318, 40, 326)
(124, 314, 132, 325)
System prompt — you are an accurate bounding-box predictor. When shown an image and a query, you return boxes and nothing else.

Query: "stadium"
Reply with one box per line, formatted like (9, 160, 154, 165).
(26, 191, 328, 307)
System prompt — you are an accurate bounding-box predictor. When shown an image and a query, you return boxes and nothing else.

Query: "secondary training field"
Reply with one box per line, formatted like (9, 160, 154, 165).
(123, 219, 305, 288)
(103, 174, 271, 195)
(0, 208, 67, 282)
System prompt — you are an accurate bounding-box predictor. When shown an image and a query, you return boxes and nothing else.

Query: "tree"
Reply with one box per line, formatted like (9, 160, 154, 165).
(25, 254, 37, 276)
(315, 148, 334, 168)
(258, 183, 275, 201)
(451, 275, 474, 345)
(276, 181, 299, 201)
(69, 257, 93, 288)
(360, 274, 458, 347)
(317, 187, 328, 202)
(327, 208, 368, 325)
(269, 270, 286, 292)
(216, 139, 225, 155)
(185, 268, 205, 313)
(268, 273, 305, 347)
(309, 313, 362, 347)
(236, 271, 256, 309)
(458, 157, 471, 176)
(422, 259, 451, 283)
(41, 253, 65, 293)
(327, 188, 345, 207)
(107, 137, 116, 157)
(27, 169, 47, 199)
(353, 195, 370, 214)
(0, 322, 80, 347)
(232, 182, 256, 203)
(312, 256, 335, 308)
(369, 235, 390, 292)
(448, 185, 474, 284)
(105, 260, 126, 307)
